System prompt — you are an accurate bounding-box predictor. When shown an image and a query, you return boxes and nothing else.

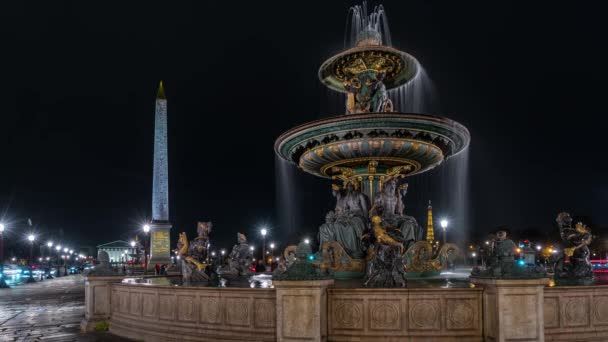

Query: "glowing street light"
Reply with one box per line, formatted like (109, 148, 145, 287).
(220, 249, 226, 255)
(250, 246, 255, 251)
(440, 219, 448, 244)
(304, 238, 310, 245)
(56, 245, 61, 251)
(130, 241, 136, 247)
(63, 248, 68, 253)
(536, 245, 542, 251)
(0, 223, 5, 286)
(260, 228, 268, 265)
(47, 241, 53, 248)
(26, 234, 36, 283)
(142, 224, 151, 274)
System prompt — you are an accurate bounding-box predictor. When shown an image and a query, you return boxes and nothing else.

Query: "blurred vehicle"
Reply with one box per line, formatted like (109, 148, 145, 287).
(591, 259, 608, 273)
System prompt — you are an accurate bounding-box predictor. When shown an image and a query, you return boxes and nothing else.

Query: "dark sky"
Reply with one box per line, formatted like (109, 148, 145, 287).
(1, 1, 607, 256)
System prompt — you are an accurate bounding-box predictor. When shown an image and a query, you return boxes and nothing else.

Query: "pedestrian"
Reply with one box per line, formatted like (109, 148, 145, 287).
(155, 263, 160, 275)
(160, 264, 166, 275)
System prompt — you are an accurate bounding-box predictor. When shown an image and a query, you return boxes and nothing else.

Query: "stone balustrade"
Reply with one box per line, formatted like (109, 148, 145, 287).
(109, 283, 276, 341)
(544, 284, 608, 341)
(328, 287, 483, 341)
(102, 279, 608, 341)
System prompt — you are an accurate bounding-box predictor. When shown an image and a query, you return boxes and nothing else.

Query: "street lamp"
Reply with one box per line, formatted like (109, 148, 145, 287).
(304, 238, 310, 245)
(260, 228, 268, 265)
(0, 223, 7, 288)
(63, 247, 69, 276)
(143, 224, 150, 274)
(26, 234, 36, 283)
(440, 219, 448, 245)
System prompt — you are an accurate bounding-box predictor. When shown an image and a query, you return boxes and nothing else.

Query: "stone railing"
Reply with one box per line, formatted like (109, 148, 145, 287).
(109, 283, 276, 341)
(544, 284, 608, 341)
(328, 287, 483, 341)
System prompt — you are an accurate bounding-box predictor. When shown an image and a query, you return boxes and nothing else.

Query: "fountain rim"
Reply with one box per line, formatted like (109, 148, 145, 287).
(274, 112, 471, 160)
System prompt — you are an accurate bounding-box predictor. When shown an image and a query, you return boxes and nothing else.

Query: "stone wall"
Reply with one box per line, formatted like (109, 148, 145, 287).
(110, 283, 276, 341)
(544, 285, 608, 341)
(328, 287, 483, 341)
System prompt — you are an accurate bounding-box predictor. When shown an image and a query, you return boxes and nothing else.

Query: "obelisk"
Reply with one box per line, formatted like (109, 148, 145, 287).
(148, 81, 172, 268)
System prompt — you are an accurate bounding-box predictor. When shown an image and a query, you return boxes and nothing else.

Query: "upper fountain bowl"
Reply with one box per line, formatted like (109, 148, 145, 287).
(319, 45, 420, 93)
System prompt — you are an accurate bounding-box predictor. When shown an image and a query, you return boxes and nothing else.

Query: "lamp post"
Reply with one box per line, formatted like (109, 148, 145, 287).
(143, 224, 150, 275)
(27, 234, 36, 283)
(220, 249, 226, 265)
(55, 245, 62, 277)
(63, 247, 69, 276)
(260, 228, 267, 265)
(0, 223, 8, 288)
(440, 219, 448, 245)
(130, 240, 136, 275)
(269, 243, 275, 264)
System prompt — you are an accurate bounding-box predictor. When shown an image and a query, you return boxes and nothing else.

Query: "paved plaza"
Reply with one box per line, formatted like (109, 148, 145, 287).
(0, 275, 131, 342)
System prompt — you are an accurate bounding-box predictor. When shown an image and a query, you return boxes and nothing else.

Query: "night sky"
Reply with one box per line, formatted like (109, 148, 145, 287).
(1, 1, 607, 256)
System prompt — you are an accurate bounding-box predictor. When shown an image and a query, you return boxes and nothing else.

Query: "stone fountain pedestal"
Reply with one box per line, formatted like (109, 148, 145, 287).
(470, 277, 550, 342)
(274, 280, 334, 342)
(80, 275, 124, 332)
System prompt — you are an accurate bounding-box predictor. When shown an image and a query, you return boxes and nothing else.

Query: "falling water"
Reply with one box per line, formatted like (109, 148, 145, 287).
(275, 155, 300, 239)
(443, 148, 470, 242)
(388, 66, 439, 114)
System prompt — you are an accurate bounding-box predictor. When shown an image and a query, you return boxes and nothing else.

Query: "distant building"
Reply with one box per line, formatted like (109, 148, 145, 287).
(96, 240, 138, 263)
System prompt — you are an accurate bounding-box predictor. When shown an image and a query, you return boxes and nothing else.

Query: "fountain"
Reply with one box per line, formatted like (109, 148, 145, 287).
(89, 4, 608, 341)
(275, 4, 470, 279)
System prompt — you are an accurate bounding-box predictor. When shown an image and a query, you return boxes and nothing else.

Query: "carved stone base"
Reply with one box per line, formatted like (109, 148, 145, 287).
(274, 280, 334, 342)
(471, 277, 549, 342)
(80, 275, 124, 332)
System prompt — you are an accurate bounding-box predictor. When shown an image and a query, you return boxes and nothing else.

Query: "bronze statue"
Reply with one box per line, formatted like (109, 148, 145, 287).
(372, 178, 421, 243)
(363, 215, 407, 287)
(221, 232, 253, 277)
(177, 231, 213, 282)
(552, 212, 593, 279)
(318, 181, 370, 259)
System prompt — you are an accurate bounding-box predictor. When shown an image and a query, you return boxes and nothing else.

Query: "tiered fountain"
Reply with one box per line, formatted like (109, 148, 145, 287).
(275, 4, 470, 278)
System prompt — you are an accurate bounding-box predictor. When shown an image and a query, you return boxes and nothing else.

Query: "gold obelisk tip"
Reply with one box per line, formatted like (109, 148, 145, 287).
(157, 80, 166, 99)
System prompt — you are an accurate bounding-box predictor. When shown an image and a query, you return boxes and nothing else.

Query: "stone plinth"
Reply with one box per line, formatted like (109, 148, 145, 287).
(80, 275, 124, 332)
(471, 277, 549, 342)
(274, 280, 334, 342)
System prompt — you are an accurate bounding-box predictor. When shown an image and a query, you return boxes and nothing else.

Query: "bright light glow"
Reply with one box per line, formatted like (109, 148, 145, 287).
(63, 248, 68, 253)
(260, 228, 267, 236)
(275, 257, 279, 261)
(27, 234, 35, 242)
(56, 246, 61, 251)
(69, 250, 73, 254)
(0, 223, 4, 233)
(220, 250, 225, 255)
(11, 257, 16, 262)
(130, 241, 136, 247)
(518, 260, 525, 266)
(250, 246, 255, 251)
(485, 241, 490, 245)
(143, 224, 150, 233)
(38, 258, 42, 261)
(47, 241, 53, 247)
(46, 257, 50, 261)
(211, 251, 216, 256)
(551, 249, 558, 254)
(308, 255, 315, 261)
(440, 219, 448, 229)
(516, 248, 521, 253)
(304, 238, 310, 244)
(176, 255, 180, 260)
(471, 252, 477, 257)
(536, 245, 542, 251)
(270, 243, 275, 249)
